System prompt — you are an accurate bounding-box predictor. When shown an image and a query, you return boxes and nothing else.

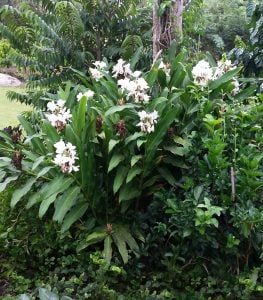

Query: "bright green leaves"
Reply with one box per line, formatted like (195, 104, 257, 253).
(195, 197, 223, 235)
(53, 186, 81, 223)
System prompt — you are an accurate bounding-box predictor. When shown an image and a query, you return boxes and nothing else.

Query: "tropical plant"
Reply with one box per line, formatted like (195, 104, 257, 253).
(0, 48, 249, 267)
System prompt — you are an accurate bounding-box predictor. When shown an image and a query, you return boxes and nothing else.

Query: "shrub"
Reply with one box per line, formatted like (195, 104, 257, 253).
(0, 50, 262, 298)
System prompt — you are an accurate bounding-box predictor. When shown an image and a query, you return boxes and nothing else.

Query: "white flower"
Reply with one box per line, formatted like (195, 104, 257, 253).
(53, 140, 79, 173)
(192, 60, 213, 86)
(213, 59, 236, 80)
(118, 77, 150, 103)
(94, 61, 107, 69)
(231, 78, 240, 95)
(117, 78, 132, 92)
(112, 59, 132, 78)
(137, 110, 159, 133)
(89, 60, 108, 81)
(131, 70, 142, 78)
(47, 101, 57, 112)
(89, 68, 103, 81)
(46, 100, 71, 131)
(77, 90, 94, 101)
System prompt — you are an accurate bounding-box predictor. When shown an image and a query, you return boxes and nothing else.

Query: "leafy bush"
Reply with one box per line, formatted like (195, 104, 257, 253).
(0, 49, 262, 298)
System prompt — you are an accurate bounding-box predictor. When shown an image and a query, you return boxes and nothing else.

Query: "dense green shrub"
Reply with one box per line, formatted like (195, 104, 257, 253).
(0, 48, 262, 298)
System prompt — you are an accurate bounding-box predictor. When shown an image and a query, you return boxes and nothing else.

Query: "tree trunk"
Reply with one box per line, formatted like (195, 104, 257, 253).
(152, 0, 184, 60)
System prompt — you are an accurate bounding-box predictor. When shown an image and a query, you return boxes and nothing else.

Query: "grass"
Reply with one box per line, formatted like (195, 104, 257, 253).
(0, 87, 31, 128)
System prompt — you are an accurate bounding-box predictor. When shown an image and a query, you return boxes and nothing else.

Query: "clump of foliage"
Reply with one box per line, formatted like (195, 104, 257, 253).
(0, 47, 262, 299)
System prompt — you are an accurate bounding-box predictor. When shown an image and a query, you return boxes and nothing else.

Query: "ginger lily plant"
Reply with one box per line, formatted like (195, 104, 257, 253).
(0, 51, 247, 263)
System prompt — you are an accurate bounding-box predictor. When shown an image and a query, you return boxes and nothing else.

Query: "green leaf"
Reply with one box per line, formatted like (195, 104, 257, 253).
(61, 202, 89, 233)
(194, 185, 203, 201)
(146, 63, 159, 87)
(131, 155, 142, 167)
(38, 288, 59, 300)
(39, 193, 58, 218)
(144, 108, 177, 176)
(126, 167, 142, 183)
(76, 96, 87, 134)
(113, 166, 128, 194)
(108, 139, 120, 153)
(125, 132, 144, 145)
(130, 45, 143, 69)
(53, 186, 81, 223)
(0, 175, 19, 193)
(119, 184, 140, 202)
(103, 235, 113, 263)
(105, 103, 136, 117)
(158, 69, 167, 88)
(41, 120, 60, 144)
(119, 227, 139, 256)
(0, 171, 6, 181)
(112, 231, 129, 264)
(11, 177, 36, 208)
(158, 167, 176, 186)
(164, 145, 187, 156)
(77, 229, 107, 252)
(32, 156, 45, 171)
(26, 176, 74, 209)
(108, 154, 124, 173)
(209, 67, 241, 90)
(235, 85, 257, 100)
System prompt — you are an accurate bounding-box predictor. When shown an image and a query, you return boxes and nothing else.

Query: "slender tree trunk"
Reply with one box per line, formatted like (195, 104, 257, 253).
(152, 0, 184, 60)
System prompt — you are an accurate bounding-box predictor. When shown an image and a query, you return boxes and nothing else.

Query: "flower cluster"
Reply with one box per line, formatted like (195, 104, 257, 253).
(137, 110, 159, 134)
(53, 140, 79, 174)
(77, 90, 94, 101)
(89, 61, 108, 81)
(192, 60, 213, 86)
(112, 58, 149, 103)
(213, 59, 236, 80)
(112, 58, 133, 78)
(118, 76, 150, 103)
(46, 100, 72, 131)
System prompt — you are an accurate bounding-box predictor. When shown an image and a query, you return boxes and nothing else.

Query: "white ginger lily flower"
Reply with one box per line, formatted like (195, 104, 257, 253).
(77, 90, 94, 101)
(117, 77, 150, 103)
(192, 60, 213, 86)
(137, 110, 159, 133)
(46, 100, 71, 131)
(89, 60, 108, 81)
(112, 59, 132, 78)
(53, 140, 79, 173)
(213, 59, 236, 80)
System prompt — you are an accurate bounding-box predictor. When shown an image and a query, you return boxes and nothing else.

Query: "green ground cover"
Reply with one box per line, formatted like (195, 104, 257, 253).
(0, 87, 30, 128)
